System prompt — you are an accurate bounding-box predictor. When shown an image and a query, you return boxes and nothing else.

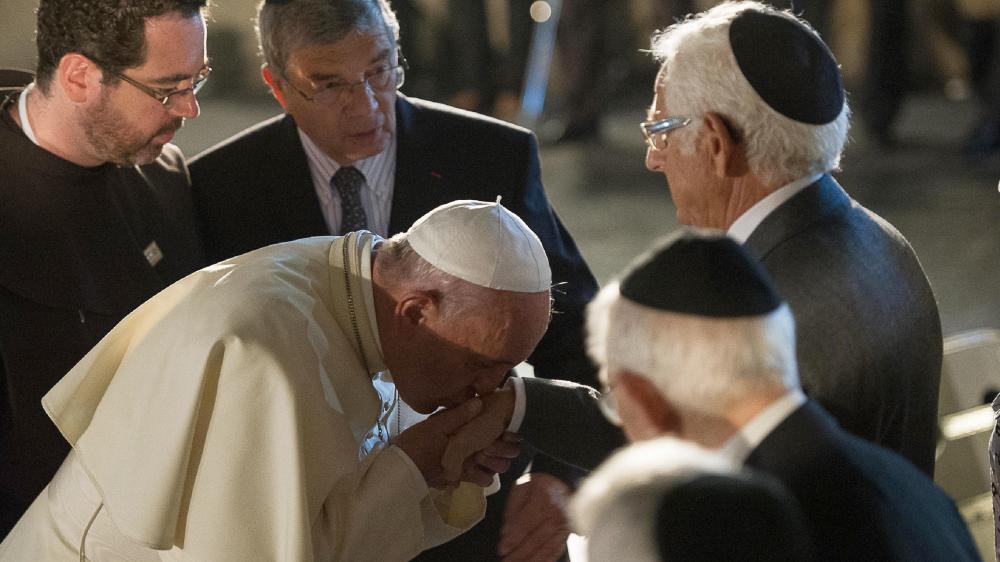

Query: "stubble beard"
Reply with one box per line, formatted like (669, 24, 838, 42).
(83, 91, 182, 166)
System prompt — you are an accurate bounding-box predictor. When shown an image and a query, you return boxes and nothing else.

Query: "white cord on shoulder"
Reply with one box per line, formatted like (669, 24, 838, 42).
(79, 501, 103, 562)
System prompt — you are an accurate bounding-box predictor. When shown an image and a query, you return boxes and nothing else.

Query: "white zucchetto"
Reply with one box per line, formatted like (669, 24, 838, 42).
(406, 198, 551, 292)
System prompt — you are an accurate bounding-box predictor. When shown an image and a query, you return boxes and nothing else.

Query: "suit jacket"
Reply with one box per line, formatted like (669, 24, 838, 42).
(745, 175, 942, 475)
(746, 401, 979, 561)
(516, 382, 979, 560)
(188, 96, 598, 561)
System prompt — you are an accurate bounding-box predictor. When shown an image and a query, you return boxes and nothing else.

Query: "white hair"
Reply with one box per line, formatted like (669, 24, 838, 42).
(651, 1, 850, 186)
(571, 437, 736, 562)
(586, 282, 799, 418)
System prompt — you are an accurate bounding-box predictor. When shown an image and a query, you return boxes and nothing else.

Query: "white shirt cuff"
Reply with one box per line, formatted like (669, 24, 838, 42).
(505, 377, 527, 433)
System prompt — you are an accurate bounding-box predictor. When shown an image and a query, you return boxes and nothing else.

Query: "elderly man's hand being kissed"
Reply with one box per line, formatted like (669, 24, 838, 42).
(393, 388, 520, 489)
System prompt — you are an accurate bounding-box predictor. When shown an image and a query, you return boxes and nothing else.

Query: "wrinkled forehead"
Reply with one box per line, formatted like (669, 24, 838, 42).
(473, 288, 550, 338)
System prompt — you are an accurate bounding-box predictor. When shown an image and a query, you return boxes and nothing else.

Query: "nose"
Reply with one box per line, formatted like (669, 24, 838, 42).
(645, 145, 662, 172)
(169, 92, 200, 119)
(342, 81, 379, 114)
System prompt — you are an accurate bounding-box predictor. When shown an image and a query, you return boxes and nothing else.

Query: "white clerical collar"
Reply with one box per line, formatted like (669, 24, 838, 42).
(718, 389, 806, 463)
(17, 83, 40, 146)
(727, 173, 823, 243)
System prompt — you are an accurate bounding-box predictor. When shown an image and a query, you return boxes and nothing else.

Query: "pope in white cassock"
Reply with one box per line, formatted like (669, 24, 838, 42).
(0, 199, 553, 561)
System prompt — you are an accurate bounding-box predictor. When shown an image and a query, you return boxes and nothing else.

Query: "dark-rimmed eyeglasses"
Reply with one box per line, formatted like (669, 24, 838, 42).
(290, 58, 407, 107)
(640, 115, 691, 150)
(89, 56, 211, 109)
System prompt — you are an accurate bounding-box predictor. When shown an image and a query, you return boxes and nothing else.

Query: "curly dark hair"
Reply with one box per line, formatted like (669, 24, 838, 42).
(35, 0, 208, 93)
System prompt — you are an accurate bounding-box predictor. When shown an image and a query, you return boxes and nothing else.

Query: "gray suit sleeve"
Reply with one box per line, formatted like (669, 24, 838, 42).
(518, 377, 627, 472)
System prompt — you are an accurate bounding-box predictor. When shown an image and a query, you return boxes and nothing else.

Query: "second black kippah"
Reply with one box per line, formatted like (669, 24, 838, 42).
(729, 9, 844, 125)
(619, 230, 783, 317)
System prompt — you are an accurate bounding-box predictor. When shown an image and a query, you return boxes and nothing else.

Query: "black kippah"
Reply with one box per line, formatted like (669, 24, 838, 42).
(619, 230, 783, 317)
(729, 10, 844, 125)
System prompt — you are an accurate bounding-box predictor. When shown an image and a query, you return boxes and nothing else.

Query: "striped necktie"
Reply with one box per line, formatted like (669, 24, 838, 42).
(332, 166, 369, 234)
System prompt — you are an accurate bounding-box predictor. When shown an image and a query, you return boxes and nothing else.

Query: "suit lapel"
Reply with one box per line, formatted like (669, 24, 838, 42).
(271, 114, 330, 238)
(743, 174, 852, 261)
(388, 96, 463, 235)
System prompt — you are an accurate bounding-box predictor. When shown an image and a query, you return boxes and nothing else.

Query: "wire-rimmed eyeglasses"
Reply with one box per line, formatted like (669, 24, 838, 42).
(640, 115, 691, 150)
(87, 56, 211, 109)
(291, 58, 407, 107)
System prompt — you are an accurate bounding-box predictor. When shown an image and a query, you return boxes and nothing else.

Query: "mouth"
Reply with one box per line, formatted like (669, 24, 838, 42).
(153, 120, 184, 145)
(347, 127, 380, 143)
(152, 127, 178, 145)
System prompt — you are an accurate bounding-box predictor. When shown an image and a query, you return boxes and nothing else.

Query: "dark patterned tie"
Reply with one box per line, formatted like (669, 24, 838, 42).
(332, 166, 369, 234)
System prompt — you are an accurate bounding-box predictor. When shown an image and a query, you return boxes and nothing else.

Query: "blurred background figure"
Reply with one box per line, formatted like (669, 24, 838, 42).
(571, 437, 815, 562)
(439, 0, 533, 120)
(959, 0, 1000, 157)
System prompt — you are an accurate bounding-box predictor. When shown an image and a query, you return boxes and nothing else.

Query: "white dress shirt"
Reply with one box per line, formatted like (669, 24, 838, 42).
(718, 389, 807, 464)
(299, 127, 396, 236)
(727, 173, 823, 243)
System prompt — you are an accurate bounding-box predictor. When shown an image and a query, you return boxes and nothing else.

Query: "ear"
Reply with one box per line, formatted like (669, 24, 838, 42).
(615, 371, 680, 440)
(58, 53, 101, 104)
(701, 112, 747, 178)
(394, 290, 439, 328)
(261, 64, 288, 110)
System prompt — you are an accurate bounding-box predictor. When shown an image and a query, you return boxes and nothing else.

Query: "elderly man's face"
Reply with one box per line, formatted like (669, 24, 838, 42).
(394, 290, 551, 414)
(644, 79, 730, 229)
(271, 30, 397, 166)
(85, 12, 206, 165)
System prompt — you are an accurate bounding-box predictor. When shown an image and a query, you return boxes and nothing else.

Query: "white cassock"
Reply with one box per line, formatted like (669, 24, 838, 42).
(0, 233, 485, 562)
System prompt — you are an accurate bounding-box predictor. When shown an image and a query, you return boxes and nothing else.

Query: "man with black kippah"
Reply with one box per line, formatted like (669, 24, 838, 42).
(640, 1, 943, 475)
(575, 230, 976, 561)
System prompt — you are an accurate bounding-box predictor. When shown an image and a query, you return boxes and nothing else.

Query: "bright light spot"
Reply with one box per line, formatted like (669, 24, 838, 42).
(530, 1, 552, 23)
(941, 404, 994, 441)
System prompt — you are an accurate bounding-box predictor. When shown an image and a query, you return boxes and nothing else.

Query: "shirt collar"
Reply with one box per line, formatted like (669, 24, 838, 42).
(718, 389, 806, 463)
(296, 126, 395, 199)
(727, 173, 823, 243)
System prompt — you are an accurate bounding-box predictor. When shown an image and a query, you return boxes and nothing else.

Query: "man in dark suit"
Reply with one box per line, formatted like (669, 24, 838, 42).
(575, 230, 978, 561)
(570, 437, 816, 562)
(188, 1, 597, 560)
(641, 1, 942, 475)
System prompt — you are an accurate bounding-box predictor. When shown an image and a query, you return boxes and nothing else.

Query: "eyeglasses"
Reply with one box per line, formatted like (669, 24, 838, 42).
(640, 115, 691, 150)
(291, 59, 407, 107)
(598, 386, 622, 426)
(91, 57, 211, 109)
